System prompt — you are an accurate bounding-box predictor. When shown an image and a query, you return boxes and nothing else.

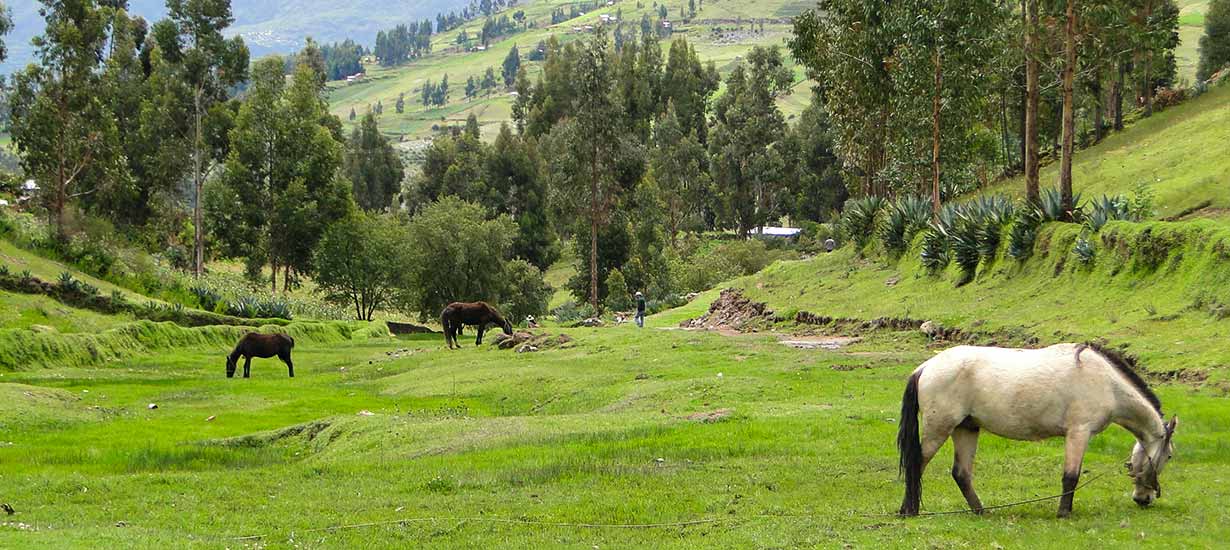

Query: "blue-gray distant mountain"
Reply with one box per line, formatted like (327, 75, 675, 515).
(2, 0, 466, 74)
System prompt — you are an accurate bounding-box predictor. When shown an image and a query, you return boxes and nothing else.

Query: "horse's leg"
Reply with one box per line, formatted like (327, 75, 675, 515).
(951, 426, 985, 513)
(475, 325, 484, 346)
(1057, 429, 1091, 518)
(243, 356, 252, 379)
(281, 352, 294, 378)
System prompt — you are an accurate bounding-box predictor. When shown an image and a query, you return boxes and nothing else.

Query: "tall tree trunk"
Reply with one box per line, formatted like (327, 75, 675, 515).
(1113, 60, 1125, 131)
(931, 48, 943, 219)
(1142, 0, 1155, 118)
(1092, 75, 1105, 143)
(589, 153, 600, 314)
(192, 88, 205, 277)
(1060, 0, 1077, 221)
(1023, 0, 1041, 205)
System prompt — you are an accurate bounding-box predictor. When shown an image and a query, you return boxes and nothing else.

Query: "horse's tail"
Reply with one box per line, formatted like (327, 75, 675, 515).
(897, 368, 924, 517)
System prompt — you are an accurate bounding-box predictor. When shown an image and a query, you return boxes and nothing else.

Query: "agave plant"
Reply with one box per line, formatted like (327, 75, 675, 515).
(228, 297, 261, 319)
(920, 225, 951, 272)
(257, 298, 293, 320)
(1085, 194, 1131, 233)
(1073, 237, 1096, 265)
(1008, 206, 1044, 260)
(949, 206, 983, 280)
(840, 195, 887, 250)
(879, 196, 933, 255)
(1039, 187, 1085, 222)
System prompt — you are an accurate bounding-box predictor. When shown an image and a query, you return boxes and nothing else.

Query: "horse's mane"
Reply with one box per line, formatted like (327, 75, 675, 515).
(1077, 342, 1162, 416)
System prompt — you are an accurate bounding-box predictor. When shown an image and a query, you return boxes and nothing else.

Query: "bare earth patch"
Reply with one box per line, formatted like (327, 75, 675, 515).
(778, 336, 862, 350)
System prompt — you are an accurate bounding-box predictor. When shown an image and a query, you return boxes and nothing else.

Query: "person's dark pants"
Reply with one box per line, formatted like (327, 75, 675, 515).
(635, 311, 644, 328)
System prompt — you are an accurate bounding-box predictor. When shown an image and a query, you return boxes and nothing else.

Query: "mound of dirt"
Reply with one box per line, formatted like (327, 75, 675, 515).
(491, 332, 575, 352)
(679, 288, 775, 331)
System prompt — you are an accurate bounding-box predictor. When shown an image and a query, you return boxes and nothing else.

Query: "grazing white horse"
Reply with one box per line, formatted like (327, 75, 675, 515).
(897, 343, 1177, 517)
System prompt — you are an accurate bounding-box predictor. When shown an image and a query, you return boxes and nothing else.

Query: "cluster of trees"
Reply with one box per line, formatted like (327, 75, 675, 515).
(421, 75, 450, 107)
(319, 39, 366, 80)
(465, 68, 501, 99)
(479, 15, 519, 46)
(491, 33, 847, 311)
(436, 0, 520, 34)
(3, 0, 411, 309)
(790, 0, 1185, 219)
(8, 0, 249, 275)
(408, 116, 557, 272)
(1200, 0, 1230, 81)
(373, 22, 433, 67)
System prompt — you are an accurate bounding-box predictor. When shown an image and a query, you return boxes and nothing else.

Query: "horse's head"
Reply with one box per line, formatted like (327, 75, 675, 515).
(226, 354, 238, 378)
(500, 317, 513, 336)
(1127, 415, 1178, 507)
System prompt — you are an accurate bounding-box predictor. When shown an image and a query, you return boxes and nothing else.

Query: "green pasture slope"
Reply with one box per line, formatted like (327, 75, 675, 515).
(327, 0, 815, 141)
(987, 81, 1230, 222)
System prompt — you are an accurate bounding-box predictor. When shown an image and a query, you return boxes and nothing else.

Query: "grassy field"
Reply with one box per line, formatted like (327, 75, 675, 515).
(986, 81, 1230, 221)
(3, 322, 1228, 548)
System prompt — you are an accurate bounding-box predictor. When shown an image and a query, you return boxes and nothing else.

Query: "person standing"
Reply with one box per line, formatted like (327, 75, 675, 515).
(635, 291, 646, 328)
(824, 237, 837, 253)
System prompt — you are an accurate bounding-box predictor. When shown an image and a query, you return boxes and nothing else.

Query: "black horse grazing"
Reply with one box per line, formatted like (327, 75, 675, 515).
(226, 332, 295, 378)
(441, 301, 512, 349)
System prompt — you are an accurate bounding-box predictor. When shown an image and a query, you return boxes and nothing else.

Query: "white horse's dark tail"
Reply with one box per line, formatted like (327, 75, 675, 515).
(897, 369, 924, 516)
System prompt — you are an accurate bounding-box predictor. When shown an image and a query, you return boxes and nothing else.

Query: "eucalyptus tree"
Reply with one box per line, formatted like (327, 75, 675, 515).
(889, 0, 1007, 215)
(708, 46, 793, 236)
(155, 0, 249, 275)
(1198, 0, 1230, 81)
(650, 102, 708, 246)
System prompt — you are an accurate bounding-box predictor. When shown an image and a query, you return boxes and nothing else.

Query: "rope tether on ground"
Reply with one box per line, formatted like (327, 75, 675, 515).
(227, 470, 1110, 541)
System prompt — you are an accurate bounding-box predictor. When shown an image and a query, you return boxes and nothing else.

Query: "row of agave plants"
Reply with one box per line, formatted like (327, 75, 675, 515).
(839, 186, 1152, 284)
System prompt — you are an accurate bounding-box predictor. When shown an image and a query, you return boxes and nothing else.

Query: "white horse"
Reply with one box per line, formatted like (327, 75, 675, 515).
(897, 343, 1177, 517)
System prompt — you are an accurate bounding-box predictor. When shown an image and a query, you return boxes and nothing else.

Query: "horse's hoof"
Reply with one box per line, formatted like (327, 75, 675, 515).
(1057, 509, 1072, 519)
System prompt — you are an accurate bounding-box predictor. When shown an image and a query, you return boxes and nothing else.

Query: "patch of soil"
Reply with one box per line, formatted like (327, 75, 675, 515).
(679, 288, 775, 332)
(685, 408, 734, 423)
(779, 336, 862, 350)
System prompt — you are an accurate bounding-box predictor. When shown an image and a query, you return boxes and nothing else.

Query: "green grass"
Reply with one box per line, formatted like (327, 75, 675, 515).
(2, 325, 1228, 547)
(987, 81, 1230, 221)
(544, 246, 578, 310)
(0, 291, 136, 333)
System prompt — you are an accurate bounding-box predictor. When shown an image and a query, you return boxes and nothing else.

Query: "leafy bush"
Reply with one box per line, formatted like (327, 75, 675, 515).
(839, 196, 886, 250)
(500, 259, 552, 323)
(551, 300, 596, 322)
(603, 268, 633, 311)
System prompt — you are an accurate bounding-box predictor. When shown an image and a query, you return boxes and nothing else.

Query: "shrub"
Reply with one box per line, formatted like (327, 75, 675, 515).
(603, 268, 633, 312)
(500, 259, 552, 323)
(1039, 187, 1084, 222)
(551, 300, 596, 322)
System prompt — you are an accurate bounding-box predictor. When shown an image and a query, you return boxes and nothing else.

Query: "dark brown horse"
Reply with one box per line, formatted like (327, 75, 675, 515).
(441, 301, 512, 349)
(226, 332, 295, 378)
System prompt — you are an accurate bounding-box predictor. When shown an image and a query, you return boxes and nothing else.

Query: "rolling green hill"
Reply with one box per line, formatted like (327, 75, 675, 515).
(326, 0, 816, 142)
